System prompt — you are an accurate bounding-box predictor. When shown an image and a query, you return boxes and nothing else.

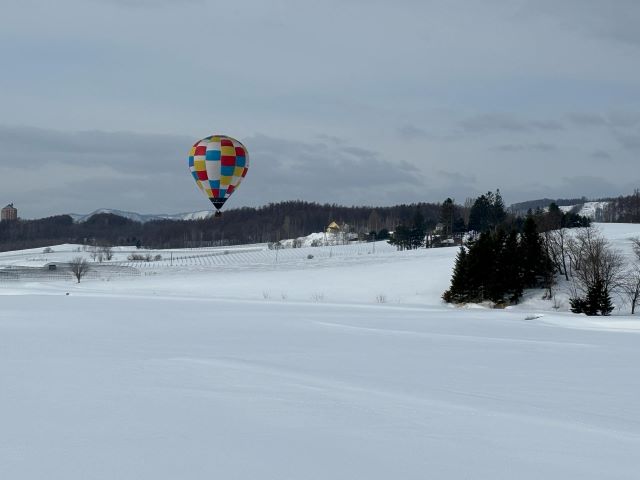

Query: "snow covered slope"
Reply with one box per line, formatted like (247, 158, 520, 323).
(1, 224, 640, 479)
(559, 201, 609, 219)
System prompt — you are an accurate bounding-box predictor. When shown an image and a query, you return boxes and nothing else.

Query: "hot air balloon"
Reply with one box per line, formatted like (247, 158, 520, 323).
(188, 135, 249, 216)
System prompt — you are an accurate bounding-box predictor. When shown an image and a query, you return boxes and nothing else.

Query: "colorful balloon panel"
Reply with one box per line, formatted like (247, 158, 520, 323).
(188, 135, 249, 210)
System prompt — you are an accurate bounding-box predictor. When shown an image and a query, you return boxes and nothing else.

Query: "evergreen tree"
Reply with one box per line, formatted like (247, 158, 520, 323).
(468, 194, 492, 233)
(585, 281, 603, 316)
(443, 246, 469, 303)
(465, 231, 495, 302)
(569, 297, 588, 314)
(502, 230, 524, 303)
(547, 202, 563, 230)
(571, 280, 614, 316)
(492, 189, 507, 226)
(599, 285, 614, 316)
(410, 209, 426, 249)
(520, 216, 545, 288)
(440, 198, 455, 236)
(453, 217, 467, 234)
(389, 224, 410, 250)
(443, 226, 549, 306)
(487, 229, 508, 303)
(468, 190, 507, 233)
(377, 228, 390, 240)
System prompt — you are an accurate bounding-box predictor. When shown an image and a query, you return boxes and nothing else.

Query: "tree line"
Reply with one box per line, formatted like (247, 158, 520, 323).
(599, 189, 640, 223)
(0, 201, 442, 252)
(442, 197, 640, 315)
(387, 190, 591, 251)
(442, 216, 554, 306)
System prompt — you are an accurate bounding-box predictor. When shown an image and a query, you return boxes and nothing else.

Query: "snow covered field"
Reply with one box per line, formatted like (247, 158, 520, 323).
(1, 224, 640, 479)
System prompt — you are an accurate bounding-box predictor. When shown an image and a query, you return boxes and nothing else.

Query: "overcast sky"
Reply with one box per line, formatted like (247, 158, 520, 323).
(1, 0, 639, 218)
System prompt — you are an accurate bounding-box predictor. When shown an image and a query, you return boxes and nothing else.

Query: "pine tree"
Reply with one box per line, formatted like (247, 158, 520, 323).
(569, 297, 587, 314)
(520, 216, 544, 288)
(466, 231, 495, 302)
(599, 282, 614, 316)
(487, 229, 507, 303)
(440, 198, 455, 236)
(502, 230, 524, 303)
(492, 189, 507, 226)
(585, 281, 602, 316)
(443, 246, 469, 303)
(410, 209, 426, 249)
(468, 194, 492, 233)
(389, 224, 410, 250)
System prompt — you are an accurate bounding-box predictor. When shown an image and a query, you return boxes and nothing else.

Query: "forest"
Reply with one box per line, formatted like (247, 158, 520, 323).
(1, 189, 636, 253)
(0, 200, 441, 252)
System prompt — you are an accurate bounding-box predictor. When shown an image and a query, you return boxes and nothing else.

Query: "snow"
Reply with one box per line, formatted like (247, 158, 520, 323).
(68, 208, 213, 223)
(558, 201, 609, 219)
(1, 224, 640, 479)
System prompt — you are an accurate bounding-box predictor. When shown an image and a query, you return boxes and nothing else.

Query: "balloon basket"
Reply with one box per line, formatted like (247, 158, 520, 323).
(214, 211, 222, 218)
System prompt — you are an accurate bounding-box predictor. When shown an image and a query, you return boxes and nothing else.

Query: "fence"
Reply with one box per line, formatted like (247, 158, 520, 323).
(0, 264, 141, 283)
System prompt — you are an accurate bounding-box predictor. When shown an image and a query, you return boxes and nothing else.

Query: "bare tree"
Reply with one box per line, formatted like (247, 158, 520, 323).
(631, 237, 640, 260)
(100, 245, 114, 261)
(621, 265, 640, 315)
(568, 227, 625, 314)
(544, 228, 570, 281)
(70, 257, 90, 283)
(462, 197, 474, 227)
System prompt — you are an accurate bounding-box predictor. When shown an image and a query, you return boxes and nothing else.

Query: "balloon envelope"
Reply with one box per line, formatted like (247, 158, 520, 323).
(188, 135, 249, 211)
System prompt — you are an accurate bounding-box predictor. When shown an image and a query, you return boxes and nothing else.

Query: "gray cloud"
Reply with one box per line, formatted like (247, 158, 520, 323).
(566, 113, 609, 128)
(397, 125, 431, 140)
(523, 0, 640, 46)
(0, 126, 425, 217)
(93, 0, 204, 7)
(591, 149, 612, 160)
(615, 133, 640, 150)
(1, 0, 640, 215)
(459, 114, 563, 134)
(567, 112, 640, 128)
(491, 143, 557, 153)
(242, 134, 424, 205)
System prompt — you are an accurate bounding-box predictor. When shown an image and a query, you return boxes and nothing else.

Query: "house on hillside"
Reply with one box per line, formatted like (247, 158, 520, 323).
(326, 221, 341, 234)
(1, 203, 17, 222)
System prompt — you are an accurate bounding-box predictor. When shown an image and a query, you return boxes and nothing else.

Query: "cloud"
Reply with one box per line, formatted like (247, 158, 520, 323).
(242, 134, 424, 205)
(458, 114, 563, 134)
(491, 143, 557, 153)
(93, 0, 204, 7)
(615, 132, 640, 150)
(567, 111, 640, 128)
(1, 0, 640, 214)
(0, 126, 425, 217)
(591, 149, 612, 160)
(0, 125, 191, 175)
(436, 170, 476, 186)
(397, 125, 431, 140)
(566, 113, 609, 128)
(522, 0, 640, 47)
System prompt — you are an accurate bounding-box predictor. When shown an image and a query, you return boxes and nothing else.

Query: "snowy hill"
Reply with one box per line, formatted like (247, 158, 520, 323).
(69, 208, 213, 223)
(559, 201, 609, 219)
(2, 224, 640, 479)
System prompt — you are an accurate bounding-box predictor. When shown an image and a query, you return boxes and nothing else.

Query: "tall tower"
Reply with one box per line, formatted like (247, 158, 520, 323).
(1, 203, 18, 222)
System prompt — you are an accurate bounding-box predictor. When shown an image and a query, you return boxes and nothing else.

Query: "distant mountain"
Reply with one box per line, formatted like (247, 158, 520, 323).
(68, 208, 213, 223)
